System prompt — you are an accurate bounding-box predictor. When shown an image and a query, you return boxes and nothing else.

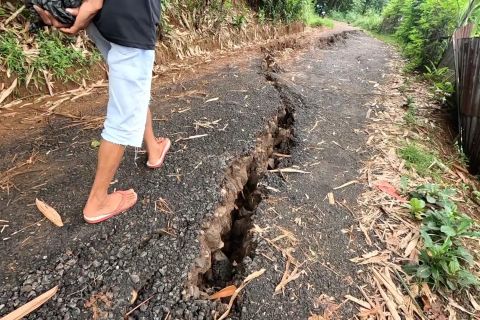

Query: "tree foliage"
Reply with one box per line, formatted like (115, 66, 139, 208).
(384, 0, 468, 70)
(247, 0, 314, 22)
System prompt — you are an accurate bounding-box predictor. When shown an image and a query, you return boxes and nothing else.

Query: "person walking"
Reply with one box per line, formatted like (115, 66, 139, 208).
(34, 0, 170, 224)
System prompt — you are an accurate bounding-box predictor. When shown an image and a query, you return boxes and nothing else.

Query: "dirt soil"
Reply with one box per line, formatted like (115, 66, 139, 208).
(0, 23, 394, 319)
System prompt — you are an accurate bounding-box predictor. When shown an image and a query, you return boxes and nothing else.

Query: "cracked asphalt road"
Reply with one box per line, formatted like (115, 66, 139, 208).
(0, 24, 393, 319)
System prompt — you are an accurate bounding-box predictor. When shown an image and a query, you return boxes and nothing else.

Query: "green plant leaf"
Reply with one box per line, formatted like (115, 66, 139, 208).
(457, 270, 480, 288)
(416, 265, 431, 279)
(431, 267, 441, 283)
(426, 195, 436, 204)
(440, 225, 456, 237)
(420, 230, 434, 247)
(455, 246, 474, 265)
(448, 258, 460, 275)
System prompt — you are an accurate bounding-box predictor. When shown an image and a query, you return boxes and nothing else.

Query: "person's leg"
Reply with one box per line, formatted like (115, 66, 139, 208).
(82, 43, 155, 221)
(144, 108, 170, 166)
(83, 140, 137, 219)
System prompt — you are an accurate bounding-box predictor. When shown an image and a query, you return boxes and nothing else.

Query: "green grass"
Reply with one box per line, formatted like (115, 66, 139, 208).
(307, 16, 334, 27)
(34, 32, 96, 82)
(0, 32, 28, 79)
(302, 3, 333, 28)
(0, 30, 100, 85)
(399, 143, 437, 175)
(351, 13, 382, 31)
(366, 31, 400, 48)
(329, 10, 382, 32)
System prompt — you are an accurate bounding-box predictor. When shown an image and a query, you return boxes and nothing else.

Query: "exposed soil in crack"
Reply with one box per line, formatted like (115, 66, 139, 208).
(189, 83, 297, 297)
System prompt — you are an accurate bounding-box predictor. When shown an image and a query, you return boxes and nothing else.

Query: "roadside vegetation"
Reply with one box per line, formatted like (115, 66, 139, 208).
(357, 54, 480, 318)
(322, 0, 480, 315)
(0, 0, 331, 99)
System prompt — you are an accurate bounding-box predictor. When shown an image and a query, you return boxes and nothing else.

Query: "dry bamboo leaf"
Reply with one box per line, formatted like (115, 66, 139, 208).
(155, 198, 174, 214)
(373, 277, 401, 320)
(448, 298, 476, 315)
(176, 134, 208, 142)
(4, 5, 25, 25)
(208, 285, 237, 300)
(218, 269, 265, 320)
(327, 192, 335, 205)
(333, 180, 359, 190)
(447, 306, 457, 320)
(128, 290, 138, 305)
(351, 251, 389, 265)
(372, 269, 404, 306)
(268, 168, 310, 174)
(467, 291, 480, 311)
(1, 286, 58, 320)
(0, 78, 18, 106)
(275, 259, 303, 294)
(25, 68, 34, 88)
(344, 294, 371, 309)
(403, 233, 419, 258)
(43, 71, 54, 96)
(35, 199, 63, 227)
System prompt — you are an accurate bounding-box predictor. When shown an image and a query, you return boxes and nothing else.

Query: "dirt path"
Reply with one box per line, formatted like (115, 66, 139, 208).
(0, 25, 395, 319)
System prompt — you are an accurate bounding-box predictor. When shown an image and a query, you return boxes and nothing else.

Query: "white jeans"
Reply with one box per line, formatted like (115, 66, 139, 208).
(87, 24, 155, 148)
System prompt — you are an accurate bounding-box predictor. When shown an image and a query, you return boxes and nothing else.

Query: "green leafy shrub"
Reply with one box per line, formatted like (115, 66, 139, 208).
(380, 0, 405, 33)
(390, 0, 468, 70)
(405, 184, 480, 290)
(353, 12, 382, 31)
(424, 62, 455, 103)
(254, 0, 308, 22)
(329, 9, 382, 32)
(329, 10, 346, 21)
(303, 1, 333, 27)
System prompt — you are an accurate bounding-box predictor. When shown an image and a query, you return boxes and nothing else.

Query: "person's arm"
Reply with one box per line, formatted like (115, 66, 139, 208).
(34, 0, 103, 34)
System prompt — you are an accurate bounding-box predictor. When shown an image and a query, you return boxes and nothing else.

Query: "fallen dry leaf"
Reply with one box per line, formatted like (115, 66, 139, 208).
(333, 180, 359, 190)
(0, 78, 18, 106)
(350, 250, 390, 265)
(35, 199, 63, 227)
(218, 269, 265, 320)
(275, 259, 303, 293)
(1, 286, 58, 320)
(373, 276, 401, 320)
(375, 180, 407, 202)
(345, 294, 371, 309)
(268, 167, 310, 174)
(467, 291, 480, 311)
(208, 285, 237, 300)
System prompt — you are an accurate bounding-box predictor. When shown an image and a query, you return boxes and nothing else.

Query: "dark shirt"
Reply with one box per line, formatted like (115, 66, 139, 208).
(93, 0, 160, 50)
